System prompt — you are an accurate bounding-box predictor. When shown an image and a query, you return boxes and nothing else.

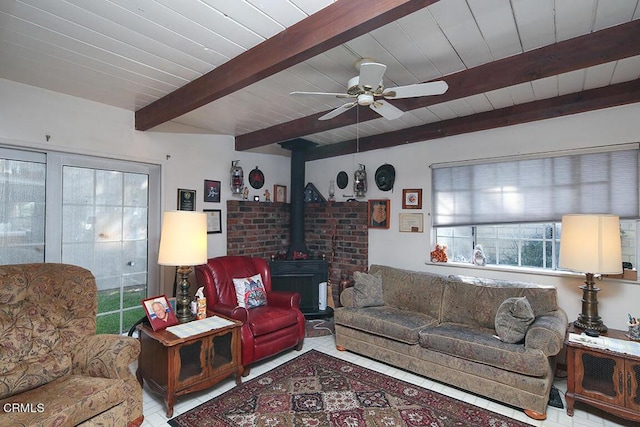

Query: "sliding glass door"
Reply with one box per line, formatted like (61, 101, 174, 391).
(0, 147, 160, 334)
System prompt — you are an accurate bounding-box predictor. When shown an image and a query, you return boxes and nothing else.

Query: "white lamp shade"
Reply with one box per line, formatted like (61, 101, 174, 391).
(158, 211, 208, 266)
(559, 214, 622, 274)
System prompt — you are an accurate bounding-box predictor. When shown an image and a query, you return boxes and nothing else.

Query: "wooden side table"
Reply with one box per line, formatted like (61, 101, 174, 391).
(565, 324, 640, 422)
(136, 316, 242, 417)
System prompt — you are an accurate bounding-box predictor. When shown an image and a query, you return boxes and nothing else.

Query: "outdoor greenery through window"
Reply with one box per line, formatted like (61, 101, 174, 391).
(435, 220, 637, 271)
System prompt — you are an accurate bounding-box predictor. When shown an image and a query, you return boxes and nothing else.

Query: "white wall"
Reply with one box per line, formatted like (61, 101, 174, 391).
(0, 79, 290, 293)
(306, 103, 640, 330)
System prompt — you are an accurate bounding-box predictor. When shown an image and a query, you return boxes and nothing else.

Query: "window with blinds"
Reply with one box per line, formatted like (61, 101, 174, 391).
(431, 146, 639, 271)
(432, 147, 639, 228)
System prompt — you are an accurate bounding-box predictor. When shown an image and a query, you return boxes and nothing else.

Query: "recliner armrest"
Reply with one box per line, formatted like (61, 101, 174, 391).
(267, 290, 301, 308)
(71, 335, 140, 379)
(524, 308, 568, 357)
(209, 304, 249, 322)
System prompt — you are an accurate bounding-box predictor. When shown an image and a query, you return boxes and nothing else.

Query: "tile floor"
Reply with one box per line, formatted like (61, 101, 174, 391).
(139, 334, 637, 427)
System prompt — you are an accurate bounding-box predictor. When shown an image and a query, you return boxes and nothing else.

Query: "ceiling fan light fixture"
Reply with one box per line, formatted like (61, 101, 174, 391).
(358, 93, 374, 106)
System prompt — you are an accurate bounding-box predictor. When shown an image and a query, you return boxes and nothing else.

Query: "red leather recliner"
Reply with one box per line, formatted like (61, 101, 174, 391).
(195, 256, 305, 376)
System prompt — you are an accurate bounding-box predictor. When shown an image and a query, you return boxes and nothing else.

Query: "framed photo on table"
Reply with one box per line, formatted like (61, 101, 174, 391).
(142, 295, 178, 331)
(368, 199, 390, 229)
(177, 188, 196, 211)
(204, 180, 221, 203)
(203, 209, 222, 234)
(402, 189, 422, 209)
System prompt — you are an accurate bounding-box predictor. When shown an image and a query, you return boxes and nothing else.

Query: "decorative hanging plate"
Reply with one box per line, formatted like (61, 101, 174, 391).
(336, 171, 348, 189)
(248, 167, 265, 189)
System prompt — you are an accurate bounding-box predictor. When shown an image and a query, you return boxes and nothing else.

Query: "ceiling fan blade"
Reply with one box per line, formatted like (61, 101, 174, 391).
(358, 62, 387, 91)
(318, 101, 357, 120)
(382, 80, 448, 99)
(290, 91, 353, 98)
(370, 100, 404, 120)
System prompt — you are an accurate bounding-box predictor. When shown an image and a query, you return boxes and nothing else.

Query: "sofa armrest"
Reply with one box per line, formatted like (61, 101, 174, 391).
(72, 335, 139, 379)
(210, 303, 249, 323)
(524, 308, 568, 357)
(339, 287, 355, 308)
(267, 290, 301, 308)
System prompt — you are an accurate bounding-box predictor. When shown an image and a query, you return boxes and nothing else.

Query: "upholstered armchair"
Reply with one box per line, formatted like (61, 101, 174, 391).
(0, 263, 143, 427)
(195, 256, 305, 375)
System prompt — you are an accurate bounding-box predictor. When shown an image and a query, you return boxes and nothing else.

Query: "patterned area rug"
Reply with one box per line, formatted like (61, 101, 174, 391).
(168, 350, 530, 427)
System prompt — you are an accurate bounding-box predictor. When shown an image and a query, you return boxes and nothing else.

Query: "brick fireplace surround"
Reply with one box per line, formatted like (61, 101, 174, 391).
(226, 199, 368, 304)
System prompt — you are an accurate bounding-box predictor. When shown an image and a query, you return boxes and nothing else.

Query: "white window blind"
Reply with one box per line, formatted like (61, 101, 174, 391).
(432, 148, 639, 227)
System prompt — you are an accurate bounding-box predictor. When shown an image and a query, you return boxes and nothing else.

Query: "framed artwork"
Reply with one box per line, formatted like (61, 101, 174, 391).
(177, 188, 196, 211)
(274, 184, 286, 203)
(368, 199, 390, 229)
(204, 209, 222, 234)
(399, 213, 424, 232)
(204, 180, 221, 203)
(402, 189, 422, 209)
(142, 295, 178, 331)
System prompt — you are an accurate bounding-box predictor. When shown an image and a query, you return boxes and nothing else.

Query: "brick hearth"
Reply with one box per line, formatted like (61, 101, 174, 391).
(226, 199, 368, 303)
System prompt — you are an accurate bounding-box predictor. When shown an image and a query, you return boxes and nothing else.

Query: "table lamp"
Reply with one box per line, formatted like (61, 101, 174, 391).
(559, 214, 622, 333)
(158, 210, 207, 323)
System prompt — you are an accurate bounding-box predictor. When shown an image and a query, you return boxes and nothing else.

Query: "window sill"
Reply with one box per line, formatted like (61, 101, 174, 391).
(424, 260, 639, 284)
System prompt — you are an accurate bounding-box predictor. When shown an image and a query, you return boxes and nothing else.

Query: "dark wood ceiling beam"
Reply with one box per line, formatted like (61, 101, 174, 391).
(135, 0, 439, 131)
(236, 19, 640, 150)
(305, 79, 640, 160)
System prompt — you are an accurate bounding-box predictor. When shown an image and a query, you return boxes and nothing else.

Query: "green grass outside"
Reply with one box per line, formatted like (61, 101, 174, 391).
(96, 285, 147, 334)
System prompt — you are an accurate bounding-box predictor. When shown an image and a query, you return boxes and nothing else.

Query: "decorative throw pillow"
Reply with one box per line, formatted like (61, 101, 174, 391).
(494, 296, 535, 343)
(232, 273, 267, 308)
(352, 271, 384, 308)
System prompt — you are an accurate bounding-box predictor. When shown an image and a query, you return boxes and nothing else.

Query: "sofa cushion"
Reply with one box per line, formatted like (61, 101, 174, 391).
(495, 297, 535, 343)
(335, 306, 438, 344)
(442, 275, 557, 330)
(0, 375, 127, 426)
(233, 273, 267, 308)
(352, 271, 384, 308)
(419, 323, 550, 376)
(369, 265, 446, 319)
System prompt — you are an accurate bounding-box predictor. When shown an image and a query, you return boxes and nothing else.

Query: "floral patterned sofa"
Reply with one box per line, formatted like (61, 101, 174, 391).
(335, 264, 568, 420)
(0, 263, 143, 426)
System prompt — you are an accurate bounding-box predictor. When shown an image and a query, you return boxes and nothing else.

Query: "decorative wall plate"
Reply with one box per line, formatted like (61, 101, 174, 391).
(336, 171, 348, 189)
(249, 167, 265, 189)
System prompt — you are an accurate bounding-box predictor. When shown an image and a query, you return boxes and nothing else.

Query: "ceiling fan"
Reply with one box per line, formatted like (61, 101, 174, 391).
(290, 59, 448, 120)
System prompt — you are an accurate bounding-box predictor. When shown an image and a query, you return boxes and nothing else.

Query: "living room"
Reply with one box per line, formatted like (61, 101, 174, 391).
(1, 1, 640, 426)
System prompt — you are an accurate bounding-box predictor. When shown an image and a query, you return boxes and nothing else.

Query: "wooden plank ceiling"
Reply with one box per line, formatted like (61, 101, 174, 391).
(1, 0, 639, 159)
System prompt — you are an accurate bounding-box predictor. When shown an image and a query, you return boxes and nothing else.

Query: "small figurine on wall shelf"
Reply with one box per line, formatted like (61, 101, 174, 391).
(242, 186, 249, 200)
(430, 244, 448, 263)
(264, 189, 271, 202)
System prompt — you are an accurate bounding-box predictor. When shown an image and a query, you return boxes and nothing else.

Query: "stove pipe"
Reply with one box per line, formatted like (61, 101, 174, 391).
(280, 138, 317, 259)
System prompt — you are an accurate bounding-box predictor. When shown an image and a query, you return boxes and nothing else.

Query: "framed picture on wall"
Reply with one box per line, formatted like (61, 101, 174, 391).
(204, 180, 221, 203)
(368, 199, 390, 229)
(399, 213, 424, 232)
(204, 209, 222, 234)
(274, 184, 286, 203)
(402, 189, 422, 209)
(177, 188, 196, 211)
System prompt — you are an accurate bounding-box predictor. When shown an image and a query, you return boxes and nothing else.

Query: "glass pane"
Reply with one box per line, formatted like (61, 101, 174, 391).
(63, 167, 149, 334)
(0, 158, 46, 264)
